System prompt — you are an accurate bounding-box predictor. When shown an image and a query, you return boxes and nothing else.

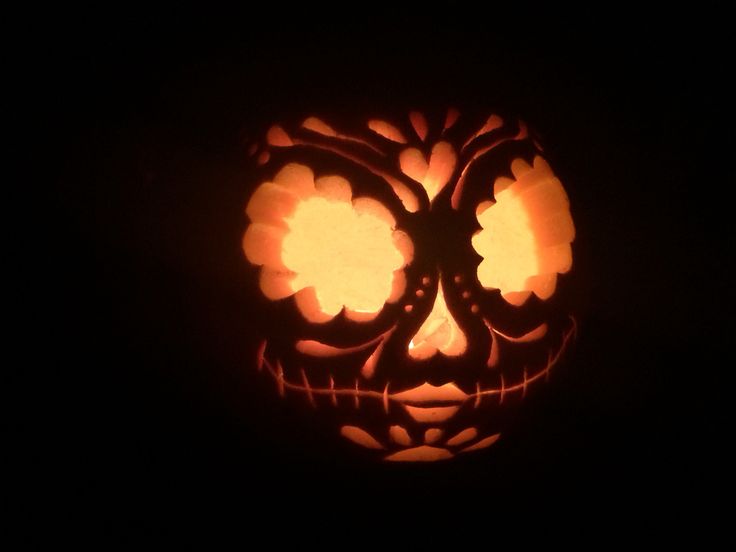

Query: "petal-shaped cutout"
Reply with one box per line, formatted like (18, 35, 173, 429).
(463, 114, 504, 149)
(474, 256, 490, 285)
(273, 163, 315, 198)
(242, 223, 287, 269)
(387, 270, 407, 303)
(302, 117, 338, 137)
(501, 290, 532, 306)
(532, 213, 576, 247)
(446, 427, 478, 447)
(392, 230, 414, 265)
(472, 252, 537, 292)
(423, 141, 457, 201)
(537, 244, 572, 274)
(385, 446, 453, 462)
(493, 176, 515, 196)
(341, 426, 384, 449)
(282, 193, 407, 319)
(443, 108, 460, 131)
(368, 120, 407, 143)
(525, 273, 557, 300)
(424, 429, 443, 444)
(520, 178, 571, 220)
(473, 156, 574, 302)
(352, 197, 397, 228)
(259, 268, 296, 300)
(475, 200, 495, 217)
(245, 181, 300, 227)
(409, 111, 428, 141)
(481, 114, 504, 134)
(389, 425, 412, 446)
(459, 433, 500, 453)
(245, 166, 413, 320)
(532, 155, 554, 177)
(266, 125, 293, 147)
(385, 176, 420, 213)
(512, 171, 550, 195)
(314, 175, 353, 203)
(294, 286, 335, 323)
(510, 158, 533, 180)
(399, 148, 429, 183)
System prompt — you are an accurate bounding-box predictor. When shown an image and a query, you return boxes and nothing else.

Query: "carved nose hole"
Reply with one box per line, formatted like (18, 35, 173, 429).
(408, 281, 467, 360)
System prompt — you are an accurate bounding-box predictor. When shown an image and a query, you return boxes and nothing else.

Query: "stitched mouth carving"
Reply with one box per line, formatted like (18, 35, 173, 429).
(258, 319, 574, 410)
(256, 319, 575, 461)
(243, 108, 578, 461)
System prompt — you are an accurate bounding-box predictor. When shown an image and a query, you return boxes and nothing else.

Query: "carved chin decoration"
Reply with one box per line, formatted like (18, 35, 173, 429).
(242, 108, 577, 462)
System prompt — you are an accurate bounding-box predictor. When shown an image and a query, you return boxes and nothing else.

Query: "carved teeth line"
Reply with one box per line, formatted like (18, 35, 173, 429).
(257, 317, 576, 407)
(261, 333, 571, 405)
(300, 368, 316, 407)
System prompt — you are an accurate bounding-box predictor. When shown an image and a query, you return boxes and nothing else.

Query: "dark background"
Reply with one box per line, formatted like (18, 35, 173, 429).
(40, 10, 729, 528)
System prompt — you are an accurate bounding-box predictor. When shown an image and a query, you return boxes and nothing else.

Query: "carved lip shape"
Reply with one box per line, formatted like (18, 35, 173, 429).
(390, 382, 469, 405)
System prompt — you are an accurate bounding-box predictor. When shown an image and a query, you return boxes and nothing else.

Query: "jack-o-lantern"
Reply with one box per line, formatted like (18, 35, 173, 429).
(242, 108, 577, 461)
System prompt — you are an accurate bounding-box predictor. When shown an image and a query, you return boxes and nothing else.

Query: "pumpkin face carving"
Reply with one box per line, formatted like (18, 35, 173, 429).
(243, 109, 576, 461)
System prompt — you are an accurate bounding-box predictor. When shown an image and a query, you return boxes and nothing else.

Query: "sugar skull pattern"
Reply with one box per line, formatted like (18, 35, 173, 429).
(243, 108, 576, 461)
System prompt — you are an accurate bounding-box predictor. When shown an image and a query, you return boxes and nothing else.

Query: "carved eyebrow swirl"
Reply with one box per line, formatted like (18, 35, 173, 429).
(451, 120, 529, 210)
(267, 121, 425, 213)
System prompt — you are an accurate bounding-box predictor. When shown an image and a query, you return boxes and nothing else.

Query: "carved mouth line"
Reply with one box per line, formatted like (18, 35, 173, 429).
(256, 317, 576, 412)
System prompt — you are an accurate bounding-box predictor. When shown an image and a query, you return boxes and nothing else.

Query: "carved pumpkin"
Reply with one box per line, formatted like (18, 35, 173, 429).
(242, 108, 576, 462)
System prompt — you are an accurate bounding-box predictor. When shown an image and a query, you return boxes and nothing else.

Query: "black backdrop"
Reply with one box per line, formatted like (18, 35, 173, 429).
(43, 10, 729, 530)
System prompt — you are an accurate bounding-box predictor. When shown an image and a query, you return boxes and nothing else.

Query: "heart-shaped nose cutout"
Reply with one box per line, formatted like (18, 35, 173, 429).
(408, 283, 467, 360)
(400, 142, 457, 202)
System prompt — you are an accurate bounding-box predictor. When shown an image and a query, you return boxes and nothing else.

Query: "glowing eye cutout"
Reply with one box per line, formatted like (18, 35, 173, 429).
(243, 163, 414, 322)
(472, 156, 575, 305)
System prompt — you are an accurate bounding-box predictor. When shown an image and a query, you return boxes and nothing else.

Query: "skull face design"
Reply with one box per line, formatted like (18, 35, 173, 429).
(242, 109, 576, 461)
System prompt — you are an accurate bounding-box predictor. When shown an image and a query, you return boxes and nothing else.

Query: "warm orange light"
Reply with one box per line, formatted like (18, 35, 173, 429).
(472, 156, 575, 303)
(244, 163, 413, 322)
(404, 405, 460, 423)
(391, 382, 468, 403)
(389, 425, 412, 446)
(399, 142, 457, 202)
(341, 426, 384, 449)
(247, 110, 578, 464)
(408, 283, 467, 359)
(385, 446, 453, 462)
(368, 119, 407, 143)
(445, 427, 478, 446)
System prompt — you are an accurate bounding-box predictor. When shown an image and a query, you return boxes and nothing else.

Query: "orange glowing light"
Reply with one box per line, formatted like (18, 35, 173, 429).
(399, 142, 457, 202)
(368, 119, 407, 143)
(243, 163, 413, 322)
(472, 156, 575, 303)
(407, 283, 467, 359)
(385, 446, 453, 462)
(246, 110, 579, 464)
